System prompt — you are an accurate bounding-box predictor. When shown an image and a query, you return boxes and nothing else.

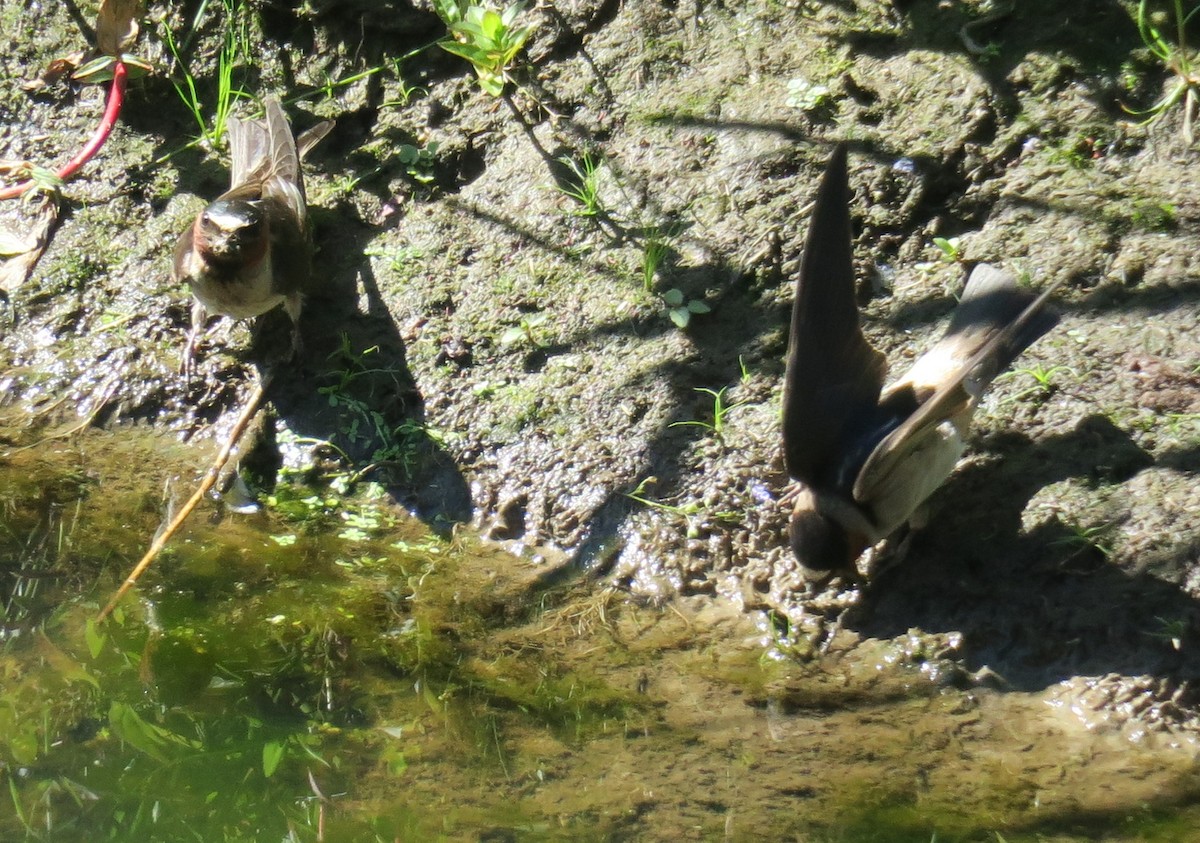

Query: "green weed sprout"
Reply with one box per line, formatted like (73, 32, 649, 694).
(669, 386, 744, 437)
(625, 476, 738, 538)
(557, 153, 604, 217)
(500, 312, 548, 348)
(317, 336, 432, 480)
(641, 226, 671, 291)
(1051, 520, 1114, 559)
(162, 0, 249, 148)
(996, 363, 1077, 404)
(931, 236, 963, 263)
(1149, 615, 1187, 650)
(1129, 0, 1200, 142)
(398, 142, 440, 183)
(661, 288, 710, 328)
(434, 1, 533, 97)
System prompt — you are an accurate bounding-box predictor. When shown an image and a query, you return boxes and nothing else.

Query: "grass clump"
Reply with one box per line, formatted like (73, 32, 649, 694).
(162, 0, 250, 150)
(1127, 0, 1200, 142)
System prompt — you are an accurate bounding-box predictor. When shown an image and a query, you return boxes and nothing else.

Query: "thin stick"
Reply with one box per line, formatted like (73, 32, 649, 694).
(96, 374, 271, 622)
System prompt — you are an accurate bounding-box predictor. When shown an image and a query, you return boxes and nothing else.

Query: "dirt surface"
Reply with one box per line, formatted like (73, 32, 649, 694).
(4, 0, 1200, 784)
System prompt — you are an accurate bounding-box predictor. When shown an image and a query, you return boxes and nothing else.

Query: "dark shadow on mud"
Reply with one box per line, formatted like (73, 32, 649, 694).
(249, 208, 471, 534)
(851, 413, 1200, 692)
(443, 180, 793, 588)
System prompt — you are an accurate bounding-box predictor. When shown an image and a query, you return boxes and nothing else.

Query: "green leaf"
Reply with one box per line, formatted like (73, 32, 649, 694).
(84, 618, 107, 659)
(500, 325, 526, 345)
(108, 703, 171, 762)
(478, 71, 505, 96)
(263, 740, 285, 778)
(118, 54, 156, 78)
(71, 55, 117, 83)
(932, 236, 960, 259)
(687, 300, 711, 314)
(439, 40, 484, 63)
(502, 3, 526, 27)
(480, 10, 503, 41)
(662, 288, 684, 307)
(669, 307, 691, 328)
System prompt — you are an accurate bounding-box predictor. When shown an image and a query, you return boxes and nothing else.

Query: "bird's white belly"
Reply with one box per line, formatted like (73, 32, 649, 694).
(193, 256, 282, 320)
(865, 420, 966, 538)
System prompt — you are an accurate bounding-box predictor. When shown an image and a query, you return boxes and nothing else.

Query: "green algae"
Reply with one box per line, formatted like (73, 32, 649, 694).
(3, 431, 1200, 841)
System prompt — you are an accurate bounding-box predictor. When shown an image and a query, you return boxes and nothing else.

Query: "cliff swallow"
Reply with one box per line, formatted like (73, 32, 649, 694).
(782, 143, 1064, 582)
(173, 97, 331, 372)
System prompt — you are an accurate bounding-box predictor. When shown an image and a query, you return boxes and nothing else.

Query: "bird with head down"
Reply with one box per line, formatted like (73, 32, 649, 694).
(782, 143, 1064, 583)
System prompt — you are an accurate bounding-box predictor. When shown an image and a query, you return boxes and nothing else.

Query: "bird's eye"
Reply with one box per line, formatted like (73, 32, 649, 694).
(200, 210, 212, 226)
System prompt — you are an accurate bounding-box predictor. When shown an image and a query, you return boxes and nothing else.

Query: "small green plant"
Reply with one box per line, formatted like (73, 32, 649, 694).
(1045, 137, 1097, 170)
(931, 236, 963, 263)
(318, 336, 435, 479)
(1163, 411, 1200, 435)
(434, 1, 533, 97)
(624, 476, 738, 538)
(365, 245, 426, 282)
(997, 363, 1077, 403)
(310, 63, 390, 101)
(785, 77, 833, 113)
(1051, 520, 1114, 559)
(162, 0, 250, 149)
(383, 61, 428, 107)
(641, 226, 671, 291)
(1130, 198, 1177, 230)
(0, 162, 63, 204)
(1148, 615, 1187, 650)
(738, 355, 753, 386)
(398, 141, 440, 183)
(327, 167, 381, 197)
(556, 152, 604, 217)
(625, 476, 703, 519)
(661, 287, 710, 328)
(669, 386, 744, 437)
(1128, 0, 1200, 142)
(500, 312, 549, 348)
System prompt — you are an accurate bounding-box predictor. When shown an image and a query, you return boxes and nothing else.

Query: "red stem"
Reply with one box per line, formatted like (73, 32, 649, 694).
(0, 60, 127, 201)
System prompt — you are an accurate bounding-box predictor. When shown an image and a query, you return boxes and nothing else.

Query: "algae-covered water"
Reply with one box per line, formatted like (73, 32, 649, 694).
(3, 431, 1200, 842)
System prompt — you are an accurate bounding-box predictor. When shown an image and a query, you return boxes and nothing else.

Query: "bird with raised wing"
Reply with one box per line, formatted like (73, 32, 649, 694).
(783, 143, 1064, 582)
(173, 97, 332, 373)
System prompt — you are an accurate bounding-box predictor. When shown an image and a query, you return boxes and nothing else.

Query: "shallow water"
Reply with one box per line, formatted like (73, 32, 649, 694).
(2, 431, 1199, 842)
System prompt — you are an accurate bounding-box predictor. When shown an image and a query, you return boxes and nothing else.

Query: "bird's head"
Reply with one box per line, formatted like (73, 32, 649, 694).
(193, 198, 267, 266)
(788, 490, 865, 583)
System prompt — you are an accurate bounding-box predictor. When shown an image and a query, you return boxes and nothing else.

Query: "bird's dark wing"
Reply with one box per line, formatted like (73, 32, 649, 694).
(257, 98, 307, 224)
(227, 114, 269, 191)
(296, 120, 333, 161)
(263, 99, 300, 190)
(853, 265, 1063, 504)
(223, 99, 313, 223)
(171, 222, 194, 284)
(783, 143, 888, 485)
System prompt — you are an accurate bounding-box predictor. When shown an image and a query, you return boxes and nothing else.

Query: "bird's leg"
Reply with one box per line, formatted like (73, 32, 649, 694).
(863, 519, 919, 580)
(181, 300, 208, 377)
(284, 292, 304, 360)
